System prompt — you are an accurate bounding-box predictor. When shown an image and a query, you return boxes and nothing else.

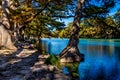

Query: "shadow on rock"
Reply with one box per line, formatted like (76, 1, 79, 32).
(0, 49, 40, 80)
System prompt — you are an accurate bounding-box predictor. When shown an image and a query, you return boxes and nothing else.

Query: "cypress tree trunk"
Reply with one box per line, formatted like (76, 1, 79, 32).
(0, 0, 17, 50)
(60, 0, 84, 62)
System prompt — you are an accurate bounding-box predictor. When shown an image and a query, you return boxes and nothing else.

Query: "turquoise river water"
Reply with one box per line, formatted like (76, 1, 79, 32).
(41, 38, 120, 80)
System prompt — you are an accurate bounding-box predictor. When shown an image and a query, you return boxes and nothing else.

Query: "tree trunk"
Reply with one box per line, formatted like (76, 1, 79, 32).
(0, 24, 16, 50)
(60, 0, 84, 63)
(0, 0, 17, 50)
(36, 36, 42, 51)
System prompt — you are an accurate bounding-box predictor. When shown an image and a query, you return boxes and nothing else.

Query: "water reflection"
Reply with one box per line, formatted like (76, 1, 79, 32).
(41, 38, 120, 80)
(79, 60, 120, 80)
(42, 38, 68, 55)
(78, 41, 120, 80)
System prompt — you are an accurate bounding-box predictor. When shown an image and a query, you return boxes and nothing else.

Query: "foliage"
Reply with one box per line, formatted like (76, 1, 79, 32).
(8, 0, 75, 40)
(67, 63, 79, 78)
(58, 23, 72, 38)
(10, 0, 74, 24)
(83, 0, 115, 18)
(57, 13, 120, 39)
(60, 63, 79, 78)
(45, 54, 60, 65)
(114, 10, 120, 29)
(11, 6, 34, 24)
(1, 0, 120, 50)
(52, 0, 120, 39)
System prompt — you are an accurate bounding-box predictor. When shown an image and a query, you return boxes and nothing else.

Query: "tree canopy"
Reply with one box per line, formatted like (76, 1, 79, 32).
(55, 0, 120, 38)
(0, 0, 120, 43)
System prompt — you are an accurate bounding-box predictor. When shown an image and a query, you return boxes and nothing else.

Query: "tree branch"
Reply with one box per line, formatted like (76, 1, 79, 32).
(13, 2, 50, 32)
(26, 2, 49, 23)
(51, 15, 74, 18)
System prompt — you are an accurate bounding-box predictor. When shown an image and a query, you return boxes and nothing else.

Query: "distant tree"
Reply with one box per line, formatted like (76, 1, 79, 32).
(58, 23, 72, 38)
(60, 16, 120, 38)
(113, 10, 120, 38)
(82, 0, 120, 38)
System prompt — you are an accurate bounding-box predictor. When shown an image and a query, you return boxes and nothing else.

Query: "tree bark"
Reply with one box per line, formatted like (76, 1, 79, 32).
(0, 0, 17, 50)
(0, 24, 16, 49)
(60, 0, 84, 62)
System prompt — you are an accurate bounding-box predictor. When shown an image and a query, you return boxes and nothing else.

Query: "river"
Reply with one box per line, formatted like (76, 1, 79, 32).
(41, 38, 120, 80)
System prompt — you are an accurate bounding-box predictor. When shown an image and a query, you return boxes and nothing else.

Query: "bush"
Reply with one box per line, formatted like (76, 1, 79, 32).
(45, 54, 60, 65)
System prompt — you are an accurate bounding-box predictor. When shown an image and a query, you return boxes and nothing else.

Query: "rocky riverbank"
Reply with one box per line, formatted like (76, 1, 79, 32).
(0, 47, 73, 80)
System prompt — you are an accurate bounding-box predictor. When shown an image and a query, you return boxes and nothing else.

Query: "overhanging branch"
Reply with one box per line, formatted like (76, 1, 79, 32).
(26, 2, 49, 23)
(51, 15, 74, 18)
(13, 2, 50, 32)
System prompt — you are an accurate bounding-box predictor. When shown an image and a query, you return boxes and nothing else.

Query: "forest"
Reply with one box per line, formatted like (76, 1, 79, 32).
(56, 14, 120, 38)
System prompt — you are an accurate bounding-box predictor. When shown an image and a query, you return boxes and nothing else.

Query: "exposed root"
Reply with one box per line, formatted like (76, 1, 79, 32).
(59, 46, 84, 63)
